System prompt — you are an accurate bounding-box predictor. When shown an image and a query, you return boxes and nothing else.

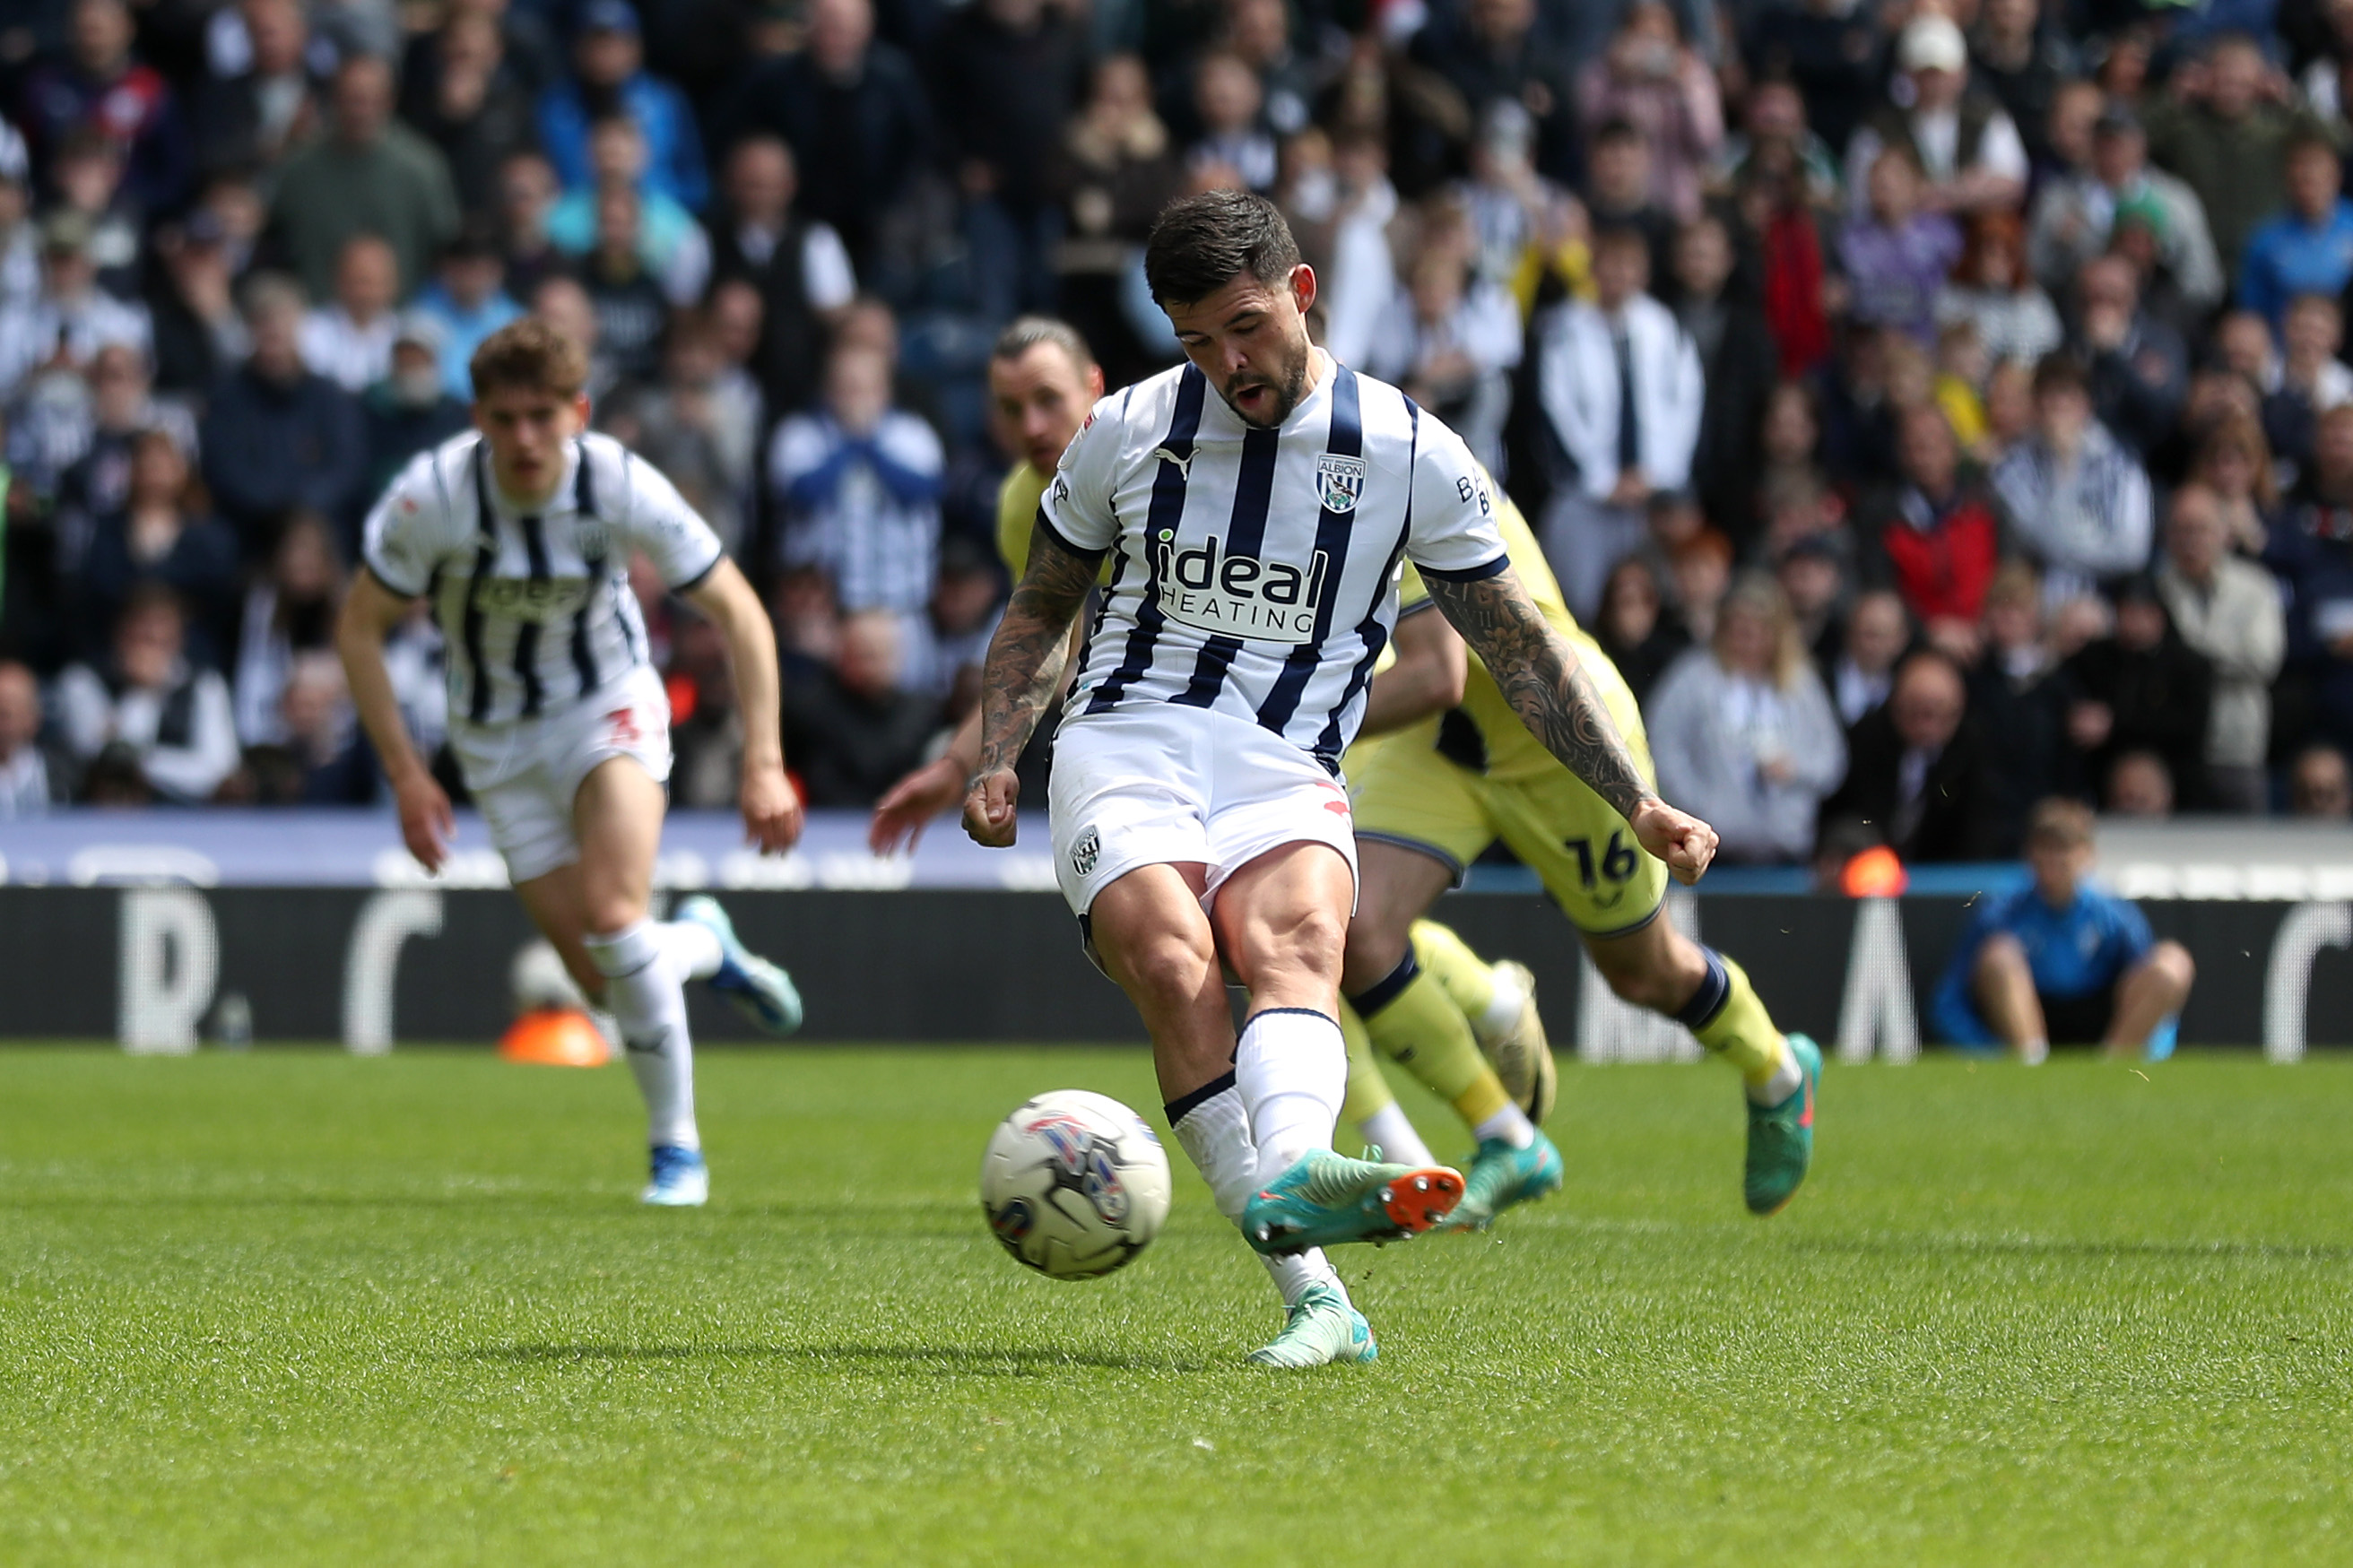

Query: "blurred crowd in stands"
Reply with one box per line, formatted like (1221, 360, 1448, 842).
(0, 0, 2351, 867)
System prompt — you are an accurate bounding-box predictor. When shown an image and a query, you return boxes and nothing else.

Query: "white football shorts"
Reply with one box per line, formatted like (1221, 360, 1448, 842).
(1047, 706, 1360, 918)
(447, 664, 673, 883)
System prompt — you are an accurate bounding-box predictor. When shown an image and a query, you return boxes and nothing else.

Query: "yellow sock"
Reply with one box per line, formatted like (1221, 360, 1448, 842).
(1679, 949, 1789, 1087)
(1338, 1002, 1394, 1129)
(1351, 951, 1512, 1130)
(1410, 920, 1498, 1023)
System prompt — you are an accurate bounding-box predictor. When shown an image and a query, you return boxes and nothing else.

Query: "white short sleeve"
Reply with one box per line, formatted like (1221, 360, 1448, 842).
(361, 452, 456, 598)
(1403, 415, 1509, 581)
(1036, 393, 1124, 556)
(617, 446, 728, 589)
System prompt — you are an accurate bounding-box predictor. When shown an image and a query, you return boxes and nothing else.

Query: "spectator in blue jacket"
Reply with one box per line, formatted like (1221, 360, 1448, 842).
(535, 0, 708, 214)
(2268, 400, 2353, 755)
(2237, 133, 2353, 330)
(768, 340, 943, 628)
(1931, 798, 2195, 1061)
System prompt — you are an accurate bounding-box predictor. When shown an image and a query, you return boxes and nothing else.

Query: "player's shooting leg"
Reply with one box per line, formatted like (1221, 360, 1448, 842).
(2105, 941, 2195, 1060)
(571, 757, 702, 1152)
(1585, 916, 1796, 1098)
(1972, 932, 2049, 1059)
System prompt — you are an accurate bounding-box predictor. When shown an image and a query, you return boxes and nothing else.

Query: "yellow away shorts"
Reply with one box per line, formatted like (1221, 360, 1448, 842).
(1348, 725, 1669, 939)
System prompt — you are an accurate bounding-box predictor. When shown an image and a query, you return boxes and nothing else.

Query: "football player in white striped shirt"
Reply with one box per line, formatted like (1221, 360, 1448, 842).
(963, 192, 1721, 1367)
(337, 320, 805, 1207)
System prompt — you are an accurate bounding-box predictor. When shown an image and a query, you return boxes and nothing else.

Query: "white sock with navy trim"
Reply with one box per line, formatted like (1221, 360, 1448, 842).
(1167, 1073, 1344, 1309)
(583, 919, 699, 1151)
(1236, 1008, 1348, 1177)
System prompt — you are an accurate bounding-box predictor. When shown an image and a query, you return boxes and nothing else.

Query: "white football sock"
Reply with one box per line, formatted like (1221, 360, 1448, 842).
(1472, 1103, 1536, 1149)
(662, 918, 725, 983)
(1261, 1249, 1345, 1309)
(583, 919, 699, 1151)
(1236, 1008, 1348, 1176)
(1167, 1077, 1256, 1220)
(1479, 965, 1529, 1041)
(1746, 1038, 1803, 1105)
(1359, 1101, 1435, 1167)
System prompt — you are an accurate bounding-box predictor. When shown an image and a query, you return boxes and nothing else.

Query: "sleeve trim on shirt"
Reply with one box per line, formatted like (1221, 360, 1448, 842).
(1416, 553, 1509, 585)
(362, 559, 426, 601)
(667, 548, 726, 595)
(1033, 507, 1107, 565)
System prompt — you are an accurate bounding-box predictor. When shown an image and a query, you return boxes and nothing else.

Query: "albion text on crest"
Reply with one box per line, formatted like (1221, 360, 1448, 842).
(1315, 454, 1366, 514)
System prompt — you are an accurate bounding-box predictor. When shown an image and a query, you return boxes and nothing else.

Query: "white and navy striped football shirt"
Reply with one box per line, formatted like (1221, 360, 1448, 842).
(1038, 352, 1509, 763)
(361, 431, 725, 728)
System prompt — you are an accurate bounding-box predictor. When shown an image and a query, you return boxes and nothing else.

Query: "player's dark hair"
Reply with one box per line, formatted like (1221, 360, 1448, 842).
(991, 316, 1095, 375)
(1144, 189, 1301, 307)
(2030, 350, 2091, 401)
(470, 316, 590, 401)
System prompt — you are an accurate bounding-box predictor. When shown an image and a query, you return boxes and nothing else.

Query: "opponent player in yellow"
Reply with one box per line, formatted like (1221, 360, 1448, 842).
(866, 316, 1552, 1174)
(1341, 484, 1822, 1226)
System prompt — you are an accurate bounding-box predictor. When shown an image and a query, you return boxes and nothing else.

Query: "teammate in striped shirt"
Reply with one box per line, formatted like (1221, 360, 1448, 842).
(337, 319, 805, 1207)
(962, 192, 1721, 1367)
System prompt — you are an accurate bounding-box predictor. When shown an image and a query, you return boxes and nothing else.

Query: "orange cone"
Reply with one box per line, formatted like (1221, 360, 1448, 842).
(1840, 845, 1910, 898)
(499, 1007, 612, 1067)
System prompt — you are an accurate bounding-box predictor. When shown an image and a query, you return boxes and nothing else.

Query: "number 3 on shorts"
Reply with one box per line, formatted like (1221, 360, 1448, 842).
(1564, 829, 1638, 889)
(606, 707, 641, 747)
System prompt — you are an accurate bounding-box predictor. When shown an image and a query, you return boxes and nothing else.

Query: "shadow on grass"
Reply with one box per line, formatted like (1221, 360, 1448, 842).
(457, 1342, 1203, 1375)
(1794, 1234, 2353, 1264)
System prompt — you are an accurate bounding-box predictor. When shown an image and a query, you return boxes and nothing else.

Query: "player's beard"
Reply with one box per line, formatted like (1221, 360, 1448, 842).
(1222, 341, 1311, 429)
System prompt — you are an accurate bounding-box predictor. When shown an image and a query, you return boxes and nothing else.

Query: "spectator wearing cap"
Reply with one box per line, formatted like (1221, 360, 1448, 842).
(15, 0, 187, 212)
(299, 234, 402, 394)
(2145, 32, 2325, 276)
(0, 209, 152, 398)
(2158, 483, 2284, 813)
(544, 116, 712, 307)
(1843, 15, 2030, 221)
(1856, 404, 2008, 656)
(1531, 224, 1704, 623)
(2068, 254, 2186, 460)
(357, 310, 468, 507)
(2060, 574, 2213, 807)
(1930, 798, 2193, 1060)
(537, 0, 708, 215)
(190, 0, 320, 178)
(1819, 648, 1998, 862)
(2238, 134, 2353, 331)
(143, 210, 246, 398)
(1992, 353, 2154, 606)
(54, 582, 240, 802)
(710, 135, 856, 416)
(265, 54, 461, 307)
(2029, 104, 2223, 311)
(410, 229, 523, 399)
(199, 273, 366, 558)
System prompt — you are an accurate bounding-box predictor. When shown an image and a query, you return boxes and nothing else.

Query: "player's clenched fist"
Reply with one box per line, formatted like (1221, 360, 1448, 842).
(1629, 798, 1717, 885)
(963, 767, 1021, 847)
(741, 758, 803, 853)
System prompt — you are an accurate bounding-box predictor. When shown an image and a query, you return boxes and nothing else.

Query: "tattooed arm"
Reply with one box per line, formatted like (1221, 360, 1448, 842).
(1424, 567, 1721, 883)
(961, 524, 1101, 847)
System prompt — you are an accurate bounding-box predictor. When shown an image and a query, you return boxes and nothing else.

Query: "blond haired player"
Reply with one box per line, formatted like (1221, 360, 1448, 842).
(338, 319, 805, 1208)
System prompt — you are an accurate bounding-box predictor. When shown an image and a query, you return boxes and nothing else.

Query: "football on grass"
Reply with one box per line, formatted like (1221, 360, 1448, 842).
(980, 1090, 1172, 1278)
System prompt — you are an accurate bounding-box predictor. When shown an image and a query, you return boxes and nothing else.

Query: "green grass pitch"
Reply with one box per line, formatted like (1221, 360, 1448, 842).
(0, 1046, 2348, 1566)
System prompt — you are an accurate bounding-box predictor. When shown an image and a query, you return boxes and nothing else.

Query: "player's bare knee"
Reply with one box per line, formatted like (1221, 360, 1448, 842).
(1975, 932, 2028, 981)
(2149, 940, 2196, 997)
(1113, 929, 1218, 1012)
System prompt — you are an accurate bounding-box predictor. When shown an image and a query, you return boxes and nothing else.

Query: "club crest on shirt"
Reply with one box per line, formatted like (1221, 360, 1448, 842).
(1071, 827, 1100, 878)
(1315, 453, 1366, 514)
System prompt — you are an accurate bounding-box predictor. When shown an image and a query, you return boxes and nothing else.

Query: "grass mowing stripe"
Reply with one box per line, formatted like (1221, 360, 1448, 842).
(0, 1049, 2344, 1565)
